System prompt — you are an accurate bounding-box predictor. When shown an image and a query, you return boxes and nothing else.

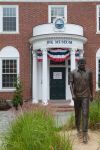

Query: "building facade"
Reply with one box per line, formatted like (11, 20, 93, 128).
(0, 0, 100, 104)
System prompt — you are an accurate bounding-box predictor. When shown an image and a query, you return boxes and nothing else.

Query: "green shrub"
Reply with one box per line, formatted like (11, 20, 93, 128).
(89, 100, 100, 129)
(1, 108, 72, 150)
(12, 79, 23, 110)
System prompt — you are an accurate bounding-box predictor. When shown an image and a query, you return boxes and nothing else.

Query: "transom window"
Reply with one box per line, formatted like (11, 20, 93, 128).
(48, 5, 67, 23)
(0, 5, 19, 33)
(2, 60, 17, 88)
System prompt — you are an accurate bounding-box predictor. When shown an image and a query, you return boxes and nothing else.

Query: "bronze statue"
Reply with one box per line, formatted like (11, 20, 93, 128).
(69, 58, 93, 144)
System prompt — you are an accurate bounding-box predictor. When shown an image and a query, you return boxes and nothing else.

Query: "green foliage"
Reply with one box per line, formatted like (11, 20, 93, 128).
(12, 79, 23, 110)
(94, 91, 100, 101)
(1, 109, 72, 150)
(89, 100, 100, 130)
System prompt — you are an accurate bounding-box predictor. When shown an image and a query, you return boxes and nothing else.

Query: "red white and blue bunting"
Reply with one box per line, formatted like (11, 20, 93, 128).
(36, 48, 80, 62)
(75, 49, 80, 61)
(37, 49, 43, 62)
(48, 48, 70, 62)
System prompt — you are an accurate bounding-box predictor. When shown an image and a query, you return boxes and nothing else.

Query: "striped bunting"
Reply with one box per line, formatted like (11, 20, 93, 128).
(37, 49, 43, 62)
(47, 48, 70, 62)
(36, 48, 80, 62)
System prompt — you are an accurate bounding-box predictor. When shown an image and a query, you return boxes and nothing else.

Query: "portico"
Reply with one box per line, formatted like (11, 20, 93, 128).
(29, 23, 87, 105)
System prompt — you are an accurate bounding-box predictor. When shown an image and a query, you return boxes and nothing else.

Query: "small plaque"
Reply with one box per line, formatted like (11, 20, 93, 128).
(53, 72, 62, 79)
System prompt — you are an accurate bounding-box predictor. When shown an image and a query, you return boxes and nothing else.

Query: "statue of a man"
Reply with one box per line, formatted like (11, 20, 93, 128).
(69, 58, 93, 144)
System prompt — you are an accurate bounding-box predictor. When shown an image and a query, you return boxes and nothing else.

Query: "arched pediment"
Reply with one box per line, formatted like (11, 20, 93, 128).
(0, 46, 19, 57)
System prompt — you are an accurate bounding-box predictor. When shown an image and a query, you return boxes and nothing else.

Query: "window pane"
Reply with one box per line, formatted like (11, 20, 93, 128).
(3, 8, 16, 17)
(2, 74, 17, 87)
(51, 7, 64, 17)
(57, 8, 64, 16)
(51, 8, 55, 16)
(3, 17, 16, 31)
(2, 60, 17, 88)
(51, 6, 65, 23)
(3, 7, 16, 32)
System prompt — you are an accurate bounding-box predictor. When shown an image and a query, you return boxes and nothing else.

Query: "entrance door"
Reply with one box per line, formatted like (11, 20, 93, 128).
(50, 67, 65, 99)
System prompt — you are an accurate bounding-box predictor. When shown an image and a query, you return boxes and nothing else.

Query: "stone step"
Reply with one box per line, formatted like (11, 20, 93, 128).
(48, 101, 74, 112)
(51, 107, 74, 112)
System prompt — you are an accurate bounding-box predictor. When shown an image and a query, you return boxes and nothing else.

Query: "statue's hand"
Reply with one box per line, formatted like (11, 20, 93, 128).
(90, 95, 93, 102)
(72, 95, 76, 101)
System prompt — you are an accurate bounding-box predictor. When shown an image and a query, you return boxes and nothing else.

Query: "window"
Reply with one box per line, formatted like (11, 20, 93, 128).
(96, 5, 100, 33)
(0, 46, 19, 91)
(98, 60, 100, 88)
(96, 48, 100, 90)
(0, 5, 19, 33)
(48, 5, 67, 23)
(2, 60, 17, 88)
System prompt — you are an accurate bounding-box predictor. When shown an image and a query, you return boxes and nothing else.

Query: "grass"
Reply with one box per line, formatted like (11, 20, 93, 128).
(1, 107, 73, 150)
(89, 100, 100, 130)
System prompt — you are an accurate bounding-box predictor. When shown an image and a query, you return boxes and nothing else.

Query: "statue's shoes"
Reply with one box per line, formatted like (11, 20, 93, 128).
(83, 135, 88, 144)
(77, 130, 82, 138)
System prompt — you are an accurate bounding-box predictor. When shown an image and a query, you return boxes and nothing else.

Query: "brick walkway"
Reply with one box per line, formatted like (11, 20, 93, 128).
(0, 110, 15, 134)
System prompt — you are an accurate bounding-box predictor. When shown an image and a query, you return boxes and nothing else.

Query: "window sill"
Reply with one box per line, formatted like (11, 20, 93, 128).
(0, 89, 16, 92)
(96, 31, 100, 34)
(0, 31, 19, 34)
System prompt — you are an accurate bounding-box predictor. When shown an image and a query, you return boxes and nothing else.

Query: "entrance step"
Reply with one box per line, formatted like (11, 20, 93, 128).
(48, 100, 74, 112)
(21, 100, 74, 113)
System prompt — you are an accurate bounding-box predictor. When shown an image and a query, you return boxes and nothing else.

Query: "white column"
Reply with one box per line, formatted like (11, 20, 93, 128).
(70, 49, 76, 71)
(42, 49, 48, 105)
(70, 49, 76, 106)
(80, 50, 84, 58)
(32, 51, 38, 103)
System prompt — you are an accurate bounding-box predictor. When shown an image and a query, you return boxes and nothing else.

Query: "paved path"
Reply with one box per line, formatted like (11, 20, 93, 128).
(63, 130, 100, 150)
(0, 110, 15, 134)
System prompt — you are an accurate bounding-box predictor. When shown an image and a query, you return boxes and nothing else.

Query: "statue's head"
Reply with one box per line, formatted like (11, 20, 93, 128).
(78, 58, 86, 70)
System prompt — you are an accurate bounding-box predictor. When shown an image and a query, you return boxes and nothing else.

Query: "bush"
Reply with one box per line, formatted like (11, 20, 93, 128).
(12, 79, 23, 110)
(94, 91, 100, 101)
(1, 108, 73, 150)
(89, 100, 100, 129)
